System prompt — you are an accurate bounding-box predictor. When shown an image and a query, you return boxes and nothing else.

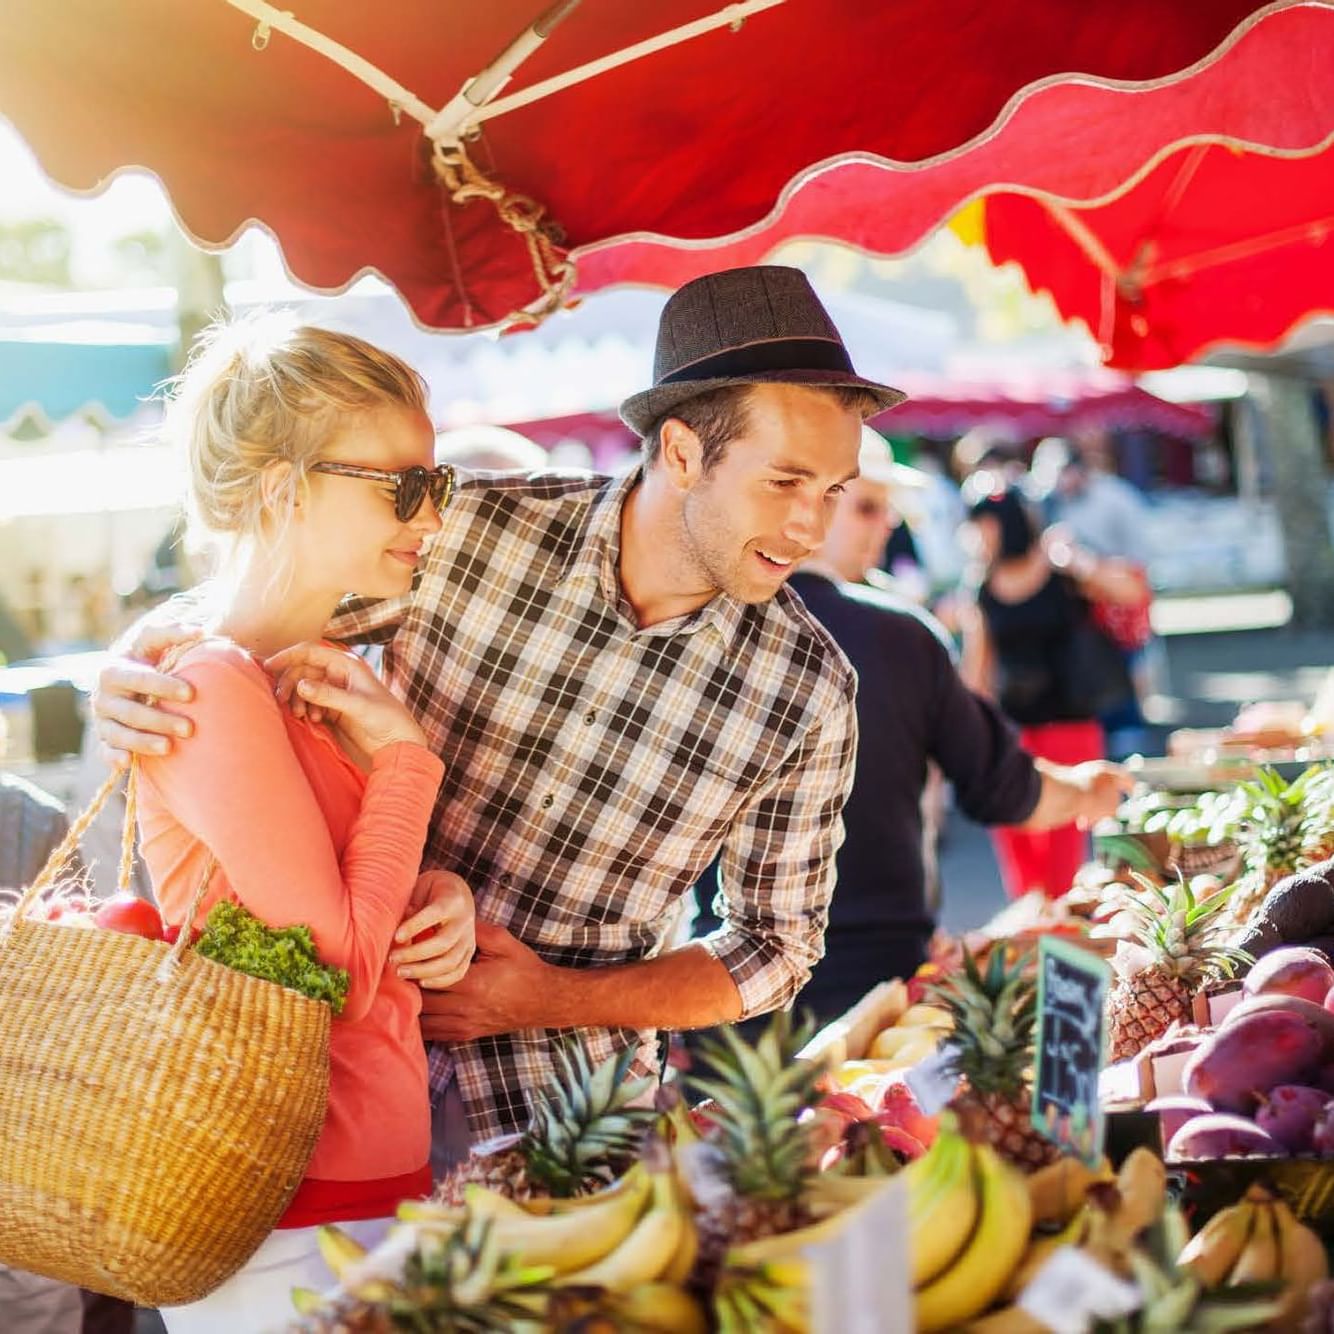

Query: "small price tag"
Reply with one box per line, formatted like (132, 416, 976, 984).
(1032, 937, 1112, 1167)
(1018, 1246, 1140, 1334)
(903, 1042, 961, 1116)
(806, 1177, 912, 1334)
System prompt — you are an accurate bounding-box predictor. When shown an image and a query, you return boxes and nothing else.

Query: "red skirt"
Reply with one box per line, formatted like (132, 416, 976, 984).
(277, 1164, 432, 1229)
(991, 719, 1104, 900)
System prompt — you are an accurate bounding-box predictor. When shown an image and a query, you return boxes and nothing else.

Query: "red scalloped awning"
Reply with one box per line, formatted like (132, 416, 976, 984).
(876, 371, 1217, 441)
(573, 2, 1334, 304)
(0, 0, 1305, 332)
(504, 370, 1215, 461)
(980, 144, 1334, 370)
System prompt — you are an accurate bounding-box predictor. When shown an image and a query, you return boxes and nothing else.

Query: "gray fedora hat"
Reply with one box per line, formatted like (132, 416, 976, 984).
(619, 265, 906, 436)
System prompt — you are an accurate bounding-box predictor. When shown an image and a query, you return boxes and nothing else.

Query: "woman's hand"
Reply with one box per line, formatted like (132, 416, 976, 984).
(265, 642, 428, 762)
(1044, 530, 1147, 607)
(390, 869, 475, 990)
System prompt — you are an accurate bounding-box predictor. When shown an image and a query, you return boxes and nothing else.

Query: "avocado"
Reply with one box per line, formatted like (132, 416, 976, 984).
(1236, 858, 1334, 958)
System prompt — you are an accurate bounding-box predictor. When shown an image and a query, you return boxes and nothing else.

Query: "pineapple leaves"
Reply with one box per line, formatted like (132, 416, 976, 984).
(927, 946, 1038, 1098)
(1118, 871, 1253, 982)
(521, 1040, 657, 1196)
(689, 1012, 822, 1203)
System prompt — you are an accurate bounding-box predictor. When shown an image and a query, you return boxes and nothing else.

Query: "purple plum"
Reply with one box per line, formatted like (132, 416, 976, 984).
(1222, 993, 1334, 1062)
(1254, 1084, 1331, 1153)
(1244, 947, 1334, 1006)
(1184, 1010, 1323, 1113)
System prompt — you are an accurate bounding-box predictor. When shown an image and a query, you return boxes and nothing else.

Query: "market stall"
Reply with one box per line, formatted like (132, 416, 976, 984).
(1, 5, 1332, 1330)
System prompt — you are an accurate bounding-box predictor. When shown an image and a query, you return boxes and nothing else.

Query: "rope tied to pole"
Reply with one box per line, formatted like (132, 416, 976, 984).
(431, 139, 574, 326)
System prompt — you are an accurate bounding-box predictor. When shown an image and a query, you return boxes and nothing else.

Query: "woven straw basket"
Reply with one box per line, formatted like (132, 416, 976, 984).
(0, 759, 331, 1306)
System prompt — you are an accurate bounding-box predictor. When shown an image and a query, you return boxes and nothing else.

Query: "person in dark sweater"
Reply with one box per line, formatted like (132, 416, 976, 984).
(783, 432, 1130, 1020)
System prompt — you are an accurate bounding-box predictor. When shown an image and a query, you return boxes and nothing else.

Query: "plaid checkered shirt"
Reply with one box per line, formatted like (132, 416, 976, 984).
(327, 467, 858, 1141)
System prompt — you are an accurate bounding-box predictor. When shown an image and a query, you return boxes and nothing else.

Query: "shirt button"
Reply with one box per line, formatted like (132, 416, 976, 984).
(540, 794, 554, 809)
(584, 710, 596, 725)
(499, 872, 513, 886)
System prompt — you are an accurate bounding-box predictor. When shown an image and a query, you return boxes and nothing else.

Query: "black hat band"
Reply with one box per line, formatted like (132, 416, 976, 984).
(658, 337, 855, 387)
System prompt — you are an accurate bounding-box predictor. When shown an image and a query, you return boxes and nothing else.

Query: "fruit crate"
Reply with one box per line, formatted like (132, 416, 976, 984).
(796, 979, 909, 1069)
(1104, 1108, 1163, 1168)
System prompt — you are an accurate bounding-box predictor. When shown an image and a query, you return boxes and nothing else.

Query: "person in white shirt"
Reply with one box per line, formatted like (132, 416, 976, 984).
(1035, 435, 1149, 563)
(1032, 435, 1156, 757)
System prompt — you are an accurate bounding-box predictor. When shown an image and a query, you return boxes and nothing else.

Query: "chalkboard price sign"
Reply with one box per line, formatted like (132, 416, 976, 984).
(1031, 937, 1111, 1167)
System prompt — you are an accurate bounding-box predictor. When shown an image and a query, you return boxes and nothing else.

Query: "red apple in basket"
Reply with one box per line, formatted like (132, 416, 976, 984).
(93, 895, 164, 941)
(162, 923, 202, 947)
(44, 894, 90, 922)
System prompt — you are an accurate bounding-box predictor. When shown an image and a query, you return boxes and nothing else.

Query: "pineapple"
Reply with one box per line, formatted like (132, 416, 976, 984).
(287, 1215, 553, 1332)
(436, 1042, 656, 1205)
(1299, 762, 1334, 866)
(688, 1012, 823, 1251)
(1105, 876, 1250, 1063)
(1228, 767, 1319, 925)
(928, 946, 1060, 1172)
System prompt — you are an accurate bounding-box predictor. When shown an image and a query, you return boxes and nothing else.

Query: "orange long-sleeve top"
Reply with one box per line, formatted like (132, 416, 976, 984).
(135, 638, 444, 1194)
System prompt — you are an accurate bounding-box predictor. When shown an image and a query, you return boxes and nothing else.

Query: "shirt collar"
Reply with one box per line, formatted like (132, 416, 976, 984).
(557, 464, 749, 650)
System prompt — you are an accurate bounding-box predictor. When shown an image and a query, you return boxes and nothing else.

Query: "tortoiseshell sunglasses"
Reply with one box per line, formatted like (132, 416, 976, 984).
(310, 461, 455, 522)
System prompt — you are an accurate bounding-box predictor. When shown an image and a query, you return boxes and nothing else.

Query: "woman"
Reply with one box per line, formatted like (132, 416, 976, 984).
(960, 481, 1141, 900)
(135, 315, 469, 1331)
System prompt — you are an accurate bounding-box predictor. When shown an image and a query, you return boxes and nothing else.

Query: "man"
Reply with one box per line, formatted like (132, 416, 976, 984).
(1033, 434, 1156, 757)
(779, 429, 1131, 1021)
(91, 266, 903, 1147)
(1035, 434, 1149, 564)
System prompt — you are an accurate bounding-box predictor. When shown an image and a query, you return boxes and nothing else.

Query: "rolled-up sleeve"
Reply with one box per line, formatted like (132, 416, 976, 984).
(700, 673, 858, 1019)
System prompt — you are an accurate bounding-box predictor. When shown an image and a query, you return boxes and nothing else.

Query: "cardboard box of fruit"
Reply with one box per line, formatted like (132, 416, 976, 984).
(796, 978, 912, 1069)
(1112, 944, 1334, 1231)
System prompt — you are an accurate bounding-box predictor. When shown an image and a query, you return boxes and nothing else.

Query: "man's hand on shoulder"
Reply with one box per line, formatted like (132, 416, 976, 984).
(92, 620, 199, 767)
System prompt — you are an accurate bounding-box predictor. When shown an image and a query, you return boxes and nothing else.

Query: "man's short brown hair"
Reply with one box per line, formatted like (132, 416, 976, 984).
(641, 383, 882, 473)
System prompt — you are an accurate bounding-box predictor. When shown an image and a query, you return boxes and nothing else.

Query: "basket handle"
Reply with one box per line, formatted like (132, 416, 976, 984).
(16, 639, 215, 968)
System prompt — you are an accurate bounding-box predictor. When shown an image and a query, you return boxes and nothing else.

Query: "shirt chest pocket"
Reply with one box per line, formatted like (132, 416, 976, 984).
(642, 730, 792, 839)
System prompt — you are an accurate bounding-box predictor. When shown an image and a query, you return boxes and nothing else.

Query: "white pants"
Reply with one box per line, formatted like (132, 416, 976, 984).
(0, 1264, 83, 1334)
(158, 1216, 394, 1334)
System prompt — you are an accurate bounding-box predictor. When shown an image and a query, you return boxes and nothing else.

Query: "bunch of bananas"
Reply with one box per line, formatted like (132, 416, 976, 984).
(298, 1143, 707, 1332)
(1178, 1182, 1329, 1326)
(712, 1115, 1121, 1333)
(903, 1115, 1034, 1331)
(457, 1153, 699, 1294)
(954, 1149, 1167, 1331)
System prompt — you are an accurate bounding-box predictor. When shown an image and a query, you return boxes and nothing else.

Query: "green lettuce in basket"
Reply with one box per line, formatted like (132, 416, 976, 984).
(196, 901, 349, 1014)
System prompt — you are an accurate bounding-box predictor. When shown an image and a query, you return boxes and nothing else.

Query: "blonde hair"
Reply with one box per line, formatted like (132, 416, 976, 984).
(162, 312, 428, 567)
